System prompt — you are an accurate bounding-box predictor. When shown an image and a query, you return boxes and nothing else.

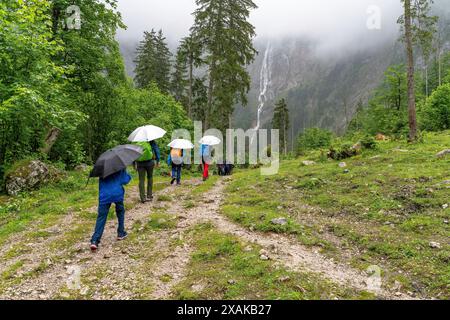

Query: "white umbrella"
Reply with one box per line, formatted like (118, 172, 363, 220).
(199, 136, 221, 146)
(128, 125, 166, 142)
(168, 139, 194, 149)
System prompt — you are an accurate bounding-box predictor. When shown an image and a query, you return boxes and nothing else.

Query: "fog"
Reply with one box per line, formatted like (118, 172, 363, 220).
(116, 0, 404, 51)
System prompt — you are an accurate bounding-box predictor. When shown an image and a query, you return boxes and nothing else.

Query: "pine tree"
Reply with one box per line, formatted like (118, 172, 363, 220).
(134, 29, 172, 93)
(171, 46, 188, 105)
(272, 99, 290, 155)
(134, 30, 157, 89)
(154, 30, 172, 93)
(171, 36, 203, 118)
(191, 0, 257, 130)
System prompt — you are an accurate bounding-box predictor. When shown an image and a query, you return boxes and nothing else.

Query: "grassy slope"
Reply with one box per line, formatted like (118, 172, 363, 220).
(173, 223, 372, 300)
(222, 131, 450, 299)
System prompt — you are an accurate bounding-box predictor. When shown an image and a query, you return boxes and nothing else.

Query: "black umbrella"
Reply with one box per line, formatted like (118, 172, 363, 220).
(90, 145, 143, 179)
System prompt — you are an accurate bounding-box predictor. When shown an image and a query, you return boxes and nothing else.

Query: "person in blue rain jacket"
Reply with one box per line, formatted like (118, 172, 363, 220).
(90, 169, 131, 251)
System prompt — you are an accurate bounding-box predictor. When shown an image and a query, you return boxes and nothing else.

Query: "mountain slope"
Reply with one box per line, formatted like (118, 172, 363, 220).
(233, 37, 401, 140)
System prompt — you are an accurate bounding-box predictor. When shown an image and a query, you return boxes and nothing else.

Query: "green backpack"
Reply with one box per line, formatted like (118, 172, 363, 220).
(134, 142, 154, 162)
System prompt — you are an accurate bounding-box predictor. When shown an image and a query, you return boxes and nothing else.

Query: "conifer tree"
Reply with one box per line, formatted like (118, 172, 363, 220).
(171, 36, 203, 118)
(272, 99, 290, 155)
(134, 29, 172, 93)
(171, 46, 188, 105)
(191, 0, 257, 130)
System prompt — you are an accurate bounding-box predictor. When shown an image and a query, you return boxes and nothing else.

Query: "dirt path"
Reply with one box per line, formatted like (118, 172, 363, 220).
(1, 178, 415, 300)
(0, 182, 194, 300)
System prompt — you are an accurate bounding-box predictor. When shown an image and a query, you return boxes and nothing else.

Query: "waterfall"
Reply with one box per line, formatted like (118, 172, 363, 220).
(254, 42, 273, 131)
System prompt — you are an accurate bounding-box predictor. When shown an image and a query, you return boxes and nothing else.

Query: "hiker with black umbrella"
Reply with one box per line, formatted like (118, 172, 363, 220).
(89, 144, 143, 252)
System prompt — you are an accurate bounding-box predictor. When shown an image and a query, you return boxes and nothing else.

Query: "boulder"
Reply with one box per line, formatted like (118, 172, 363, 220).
(436, 149, 450, 159)
(74, 164, 89, 172)
(271, 218, 288, 226)
(339, 162, 347, 168)
(5, 160, 61, 196)
(429, 242, 441, 249)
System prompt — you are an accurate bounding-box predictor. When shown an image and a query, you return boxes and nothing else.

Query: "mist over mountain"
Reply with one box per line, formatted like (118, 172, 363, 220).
(116, 0, 450, 140)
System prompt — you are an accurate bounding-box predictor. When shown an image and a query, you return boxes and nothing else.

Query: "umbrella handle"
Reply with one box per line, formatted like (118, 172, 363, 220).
(85, 176, 91, 189)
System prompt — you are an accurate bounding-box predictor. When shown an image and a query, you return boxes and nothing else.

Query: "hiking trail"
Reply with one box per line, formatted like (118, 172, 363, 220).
(0, 178, 415, 300)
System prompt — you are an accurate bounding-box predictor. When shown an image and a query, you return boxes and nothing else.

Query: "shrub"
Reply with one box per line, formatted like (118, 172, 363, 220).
(328, 142, 360, 160)
(297, 128, 333, 154)
(420, 83, 450, 132)
(360, 136, 377, 150)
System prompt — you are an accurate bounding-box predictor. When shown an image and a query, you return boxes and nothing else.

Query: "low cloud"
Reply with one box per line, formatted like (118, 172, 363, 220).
(116, 0, 404, 51)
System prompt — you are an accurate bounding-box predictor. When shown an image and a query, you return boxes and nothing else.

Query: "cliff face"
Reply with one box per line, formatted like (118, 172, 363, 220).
(233, 37, 401, 139)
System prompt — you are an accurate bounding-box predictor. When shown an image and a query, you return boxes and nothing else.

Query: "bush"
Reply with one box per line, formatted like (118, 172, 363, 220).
(296, 128, 333, 154)
(420, 83, 450, 132)
(360, 135, 377, 150)
(328, 142, 360, 160)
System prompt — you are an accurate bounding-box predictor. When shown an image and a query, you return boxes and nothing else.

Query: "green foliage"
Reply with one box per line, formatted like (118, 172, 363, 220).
(296, 128, 333, 155)
(0, 0, 192, 190)
(347, 64, 426, 138)
(328, 142, 359, 161)
(0, 0, 84, 167)
(360, 135, 377, 150)
(420, 83, 450, 131)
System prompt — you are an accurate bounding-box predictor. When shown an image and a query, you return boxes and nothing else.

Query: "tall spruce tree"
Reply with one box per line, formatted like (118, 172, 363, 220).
(171, 46, 189, 106)
(171, 36, 202, 118)
(154, 30, 172, 93)
(272, 99, 290, 155)
(191, 0, 257, 130)
(134, 29, 172, 93)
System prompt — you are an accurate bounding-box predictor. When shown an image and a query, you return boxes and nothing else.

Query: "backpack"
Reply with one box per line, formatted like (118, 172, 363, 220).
(201, 144, 210, 157)
(170, 148, 183, 165)
(135, 142, 153, 162)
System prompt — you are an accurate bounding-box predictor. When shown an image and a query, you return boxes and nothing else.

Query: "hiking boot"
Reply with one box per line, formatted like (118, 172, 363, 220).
(117, 232, 128, 241)
(90, 243, 98, 252)
(171, 178, 176, 185)
(146, 195, 154, 202)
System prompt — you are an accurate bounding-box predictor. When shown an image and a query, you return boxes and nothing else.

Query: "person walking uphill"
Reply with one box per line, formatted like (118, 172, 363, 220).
(168, 148, 184, 185)
(134, 140, 160, 203)
(90, 169, 132, 252)
(200, 144, 211, 181)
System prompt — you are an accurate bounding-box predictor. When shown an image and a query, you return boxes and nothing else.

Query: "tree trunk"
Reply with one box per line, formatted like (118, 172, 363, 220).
(284, 124, 287, 156)
(188, 55, 194, 118)
(51, 6, 61, 36)
(437, 30, 442, 86)
(40, 127, 61, 155)
(404, 0, 418, 142)
(206, 62, 215, 130)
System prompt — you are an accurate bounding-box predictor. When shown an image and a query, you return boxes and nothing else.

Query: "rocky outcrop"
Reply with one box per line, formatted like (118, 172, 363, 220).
(5, 160, 62, 196)
(436, 149, 450, 158)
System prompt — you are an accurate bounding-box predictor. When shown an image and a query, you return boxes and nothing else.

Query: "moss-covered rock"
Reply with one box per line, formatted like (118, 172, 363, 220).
(5, 160, 62, 196)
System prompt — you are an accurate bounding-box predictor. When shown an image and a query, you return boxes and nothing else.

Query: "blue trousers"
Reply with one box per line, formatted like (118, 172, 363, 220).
(91, 201, 126, 245)
(171, 164, 182, 184)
